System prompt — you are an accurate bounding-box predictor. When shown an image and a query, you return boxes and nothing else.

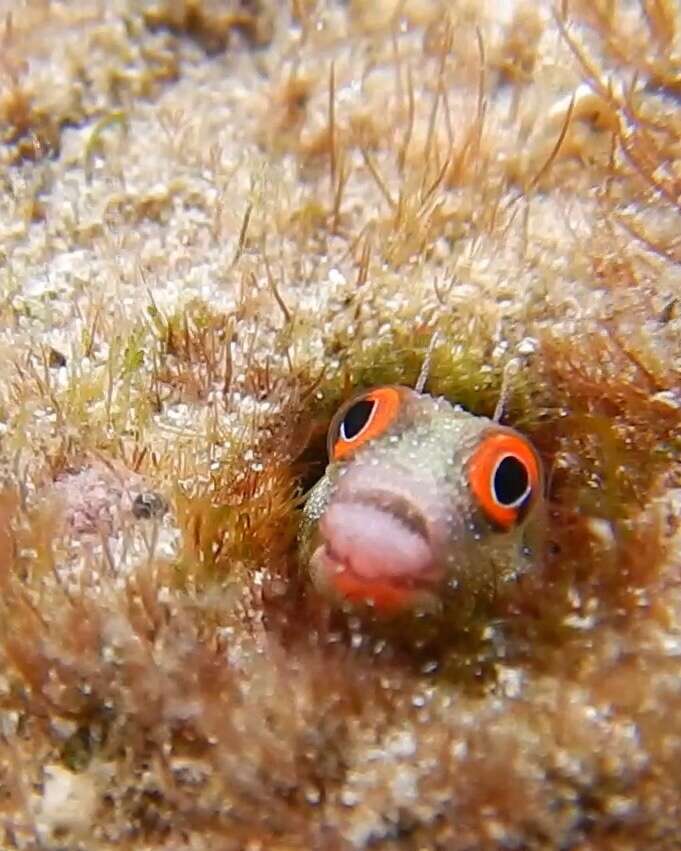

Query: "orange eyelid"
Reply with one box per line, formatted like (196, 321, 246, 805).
(331, 386, 403, 461)
(468, 430, 541, 529)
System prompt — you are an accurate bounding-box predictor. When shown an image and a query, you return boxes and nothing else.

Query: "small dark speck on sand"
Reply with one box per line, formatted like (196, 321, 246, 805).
(132, 491, 168, 520)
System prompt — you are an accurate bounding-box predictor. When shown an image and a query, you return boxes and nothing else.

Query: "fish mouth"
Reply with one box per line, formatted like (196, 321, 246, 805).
(310, 491, 443, 612)
(352, 490, 431, 540)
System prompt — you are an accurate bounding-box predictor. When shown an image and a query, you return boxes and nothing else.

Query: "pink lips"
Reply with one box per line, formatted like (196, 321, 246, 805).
(311, 496, 443, 611)
(320, 502, 435, 580)
(310, 462, 450, 610)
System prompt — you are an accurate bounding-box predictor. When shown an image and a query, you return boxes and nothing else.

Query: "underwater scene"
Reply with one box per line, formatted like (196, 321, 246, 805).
(0, 1, 679, 848)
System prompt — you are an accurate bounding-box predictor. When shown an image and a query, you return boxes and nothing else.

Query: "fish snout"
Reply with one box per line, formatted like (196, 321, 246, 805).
(320, 493, 436, 581)
(309, 467, 451, 609)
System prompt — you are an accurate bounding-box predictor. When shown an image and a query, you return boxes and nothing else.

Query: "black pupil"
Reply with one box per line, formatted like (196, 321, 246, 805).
(341, 399, 375, 440)
(493, 456, 529, 506)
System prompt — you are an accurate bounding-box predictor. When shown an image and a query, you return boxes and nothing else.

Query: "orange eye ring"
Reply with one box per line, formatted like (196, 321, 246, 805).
(468, 430, 541, 530)
(329, 386, 403, 461)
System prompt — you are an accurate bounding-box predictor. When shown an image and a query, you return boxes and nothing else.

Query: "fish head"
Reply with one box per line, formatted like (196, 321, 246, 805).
(300, 385, 544, 614)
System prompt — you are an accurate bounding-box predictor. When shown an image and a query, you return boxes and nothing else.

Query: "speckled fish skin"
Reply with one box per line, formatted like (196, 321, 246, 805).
(299, 388, 545, 612)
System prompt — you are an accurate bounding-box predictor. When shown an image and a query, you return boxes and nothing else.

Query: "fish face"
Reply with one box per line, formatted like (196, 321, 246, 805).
(299, 385, 544, 614)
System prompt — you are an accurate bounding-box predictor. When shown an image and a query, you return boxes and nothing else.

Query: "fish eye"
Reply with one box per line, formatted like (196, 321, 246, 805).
(468, 430, 541, 530)
(339, 398, 376, 441)
(492, 454, 530, 507)
(329, 386, 403, 461)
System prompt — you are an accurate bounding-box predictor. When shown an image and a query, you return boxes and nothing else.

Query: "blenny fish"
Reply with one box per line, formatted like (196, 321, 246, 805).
(299, 385, 544, 614)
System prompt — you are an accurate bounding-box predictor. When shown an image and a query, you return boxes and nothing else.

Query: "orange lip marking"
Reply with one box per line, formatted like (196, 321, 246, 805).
(329, 562, 423, 612)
